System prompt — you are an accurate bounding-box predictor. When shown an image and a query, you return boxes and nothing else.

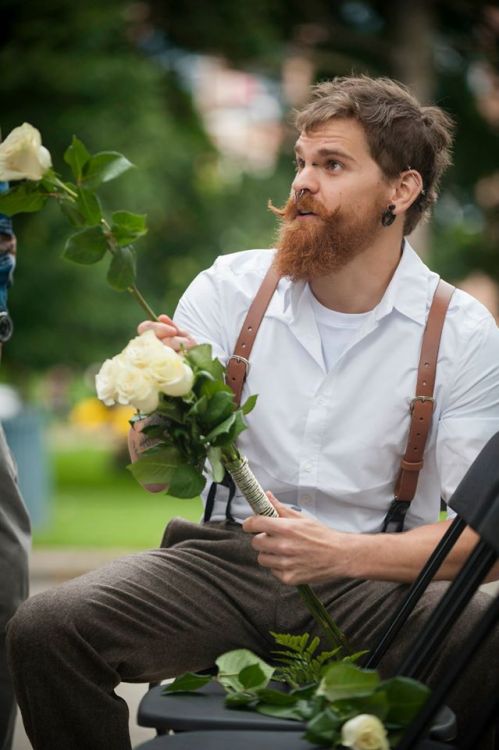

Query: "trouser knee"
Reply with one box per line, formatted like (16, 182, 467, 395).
(6, 590, 68, 671)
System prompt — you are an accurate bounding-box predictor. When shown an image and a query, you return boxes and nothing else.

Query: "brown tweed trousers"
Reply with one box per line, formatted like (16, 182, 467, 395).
(6, 517, 499, 750)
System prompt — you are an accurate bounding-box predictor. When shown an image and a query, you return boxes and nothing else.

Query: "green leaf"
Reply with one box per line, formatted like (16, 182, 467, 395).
(241, 394, 258, 415)
(216, 650, 274, 693)
(256, 702, 305, 721)
(64, 136, 91, 181)
(63, 226, 108, 265)
(207, 446, 225, 483)
(185, 343, 214, 370)
(199, 378, 231, 399)
(168, 464, 206, 499)
(317, 662, 380, 702)
(107, 246, 136, 290)
(162, 672, 212, 693)
(239, 664, 270, 691)
(205, 413, 236, 443)
(111, 211, 147, 247)
(225, 692, 257, 708)
(200, 391, 235, 428)
(219, 410, 247, 446)
(59, 200, 86, 227)
(76, 186, 102, 225)
(256, 688, 301, 706)
(0, 183, 48, 216)
(185, 345, 225, 382)
(82, 151, 134, 189)
(342, 650, 369, 664)
(127, 446, 182, 485)
(333, 691, 389, 721)
(187, 394, 208, 417)
(304, 707, 343, 745)
(156, 398, 185, 423)
(382, 677, 430, 727)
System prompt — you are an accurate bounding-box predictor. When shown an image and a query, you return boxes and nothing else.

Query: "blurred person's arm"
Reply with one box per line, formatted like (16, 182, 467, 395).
(128, 416, 169, 493)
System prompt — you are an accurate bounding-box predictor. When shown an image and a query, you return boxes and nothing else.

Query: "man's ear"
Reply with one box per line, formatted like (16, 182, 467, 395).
(390, 170, 424, 216)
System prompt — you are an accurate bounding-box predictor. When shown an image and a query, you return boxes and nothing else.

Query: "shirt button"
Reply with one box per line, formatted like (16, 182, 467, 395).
(303, 461, 313, 472)
(301, 494, 311, 504)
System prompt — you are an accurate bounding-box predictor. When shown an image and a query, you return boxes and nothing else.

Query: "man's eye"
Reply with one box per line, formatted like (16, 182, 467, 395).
(326, 160, 342, 172)
(294, 158, 305, 172)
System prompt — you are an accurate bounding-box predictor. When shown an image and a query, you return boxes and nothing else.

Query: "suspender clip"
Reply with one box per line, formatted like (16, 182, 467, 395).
(382, 498, 410, 533)
(228, 354, 251, 374)
(410, 396, 435, 412)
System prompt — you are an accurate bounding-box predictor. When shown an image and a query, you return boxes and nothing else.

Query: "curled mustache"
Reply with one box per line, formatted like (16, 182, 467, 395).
(268, 194, 331, 222)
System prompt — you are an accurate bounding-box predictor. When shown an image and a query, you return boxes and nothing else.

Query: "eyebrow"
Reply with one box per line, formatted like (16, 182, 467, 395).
(294, 145, 355, 163)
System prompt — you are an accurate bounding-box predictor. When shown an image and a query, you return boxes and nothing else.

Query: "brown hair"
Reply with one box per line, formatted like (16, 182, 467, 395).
(295, 75, 455, 235)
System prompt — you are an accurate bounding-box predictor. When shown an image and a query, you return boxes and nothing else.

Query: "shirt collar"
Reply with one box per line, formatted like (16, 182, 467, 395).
(281, 240, 436, 327)
(377, 240, 436, 326)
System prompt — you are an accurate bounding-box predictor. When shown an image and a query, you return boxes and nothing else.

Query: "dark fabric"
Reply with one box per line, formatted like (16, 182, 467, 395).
(7, 519, 498, 750)
(0, 183, 13, 238)
(0, 424, 30, 750)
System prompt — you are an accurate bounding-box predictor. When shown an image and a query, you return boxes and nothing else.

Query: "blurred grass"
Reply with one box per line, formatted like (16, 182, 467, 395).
(33, 445, 203, 549)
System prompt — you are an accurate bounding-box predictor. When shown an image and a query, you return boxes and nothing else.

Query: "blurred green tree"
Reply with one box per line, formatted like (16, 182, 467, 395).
(0, 0, 290, 377)
(1, 0, 497, 384)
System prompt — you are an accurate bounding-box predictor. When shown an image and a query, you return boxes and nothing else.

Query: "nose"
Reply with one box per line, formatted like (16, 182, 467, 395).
(291, 165, 319, 196)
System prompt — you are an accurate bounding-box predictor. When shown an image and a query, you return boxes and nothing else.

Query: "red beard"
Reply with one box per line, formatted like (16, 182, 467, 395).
(269, 192, 383, 281)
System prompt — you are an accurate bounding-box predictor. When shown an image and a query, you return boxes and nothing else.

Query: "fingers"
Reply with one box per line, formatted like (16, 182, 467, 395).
(266, 491, 302, 518)
(137, 316, 197, 351)
(242, 514, 283, 535)
(157, 314, 192, 338)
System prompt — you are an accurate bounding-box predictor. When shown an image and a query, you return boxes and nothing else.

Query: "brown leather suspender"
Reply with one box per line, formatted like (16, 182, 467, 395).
(382, 279, 455, 531)
(224, 265, 455, 532)
(225, 265, 281, 406)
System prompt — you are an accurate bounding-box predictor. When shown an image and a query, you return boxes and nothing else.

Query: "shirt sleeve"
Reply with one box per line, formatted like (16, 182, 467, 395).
(437, 313, 499, 505)
(172, 257, 230, 365)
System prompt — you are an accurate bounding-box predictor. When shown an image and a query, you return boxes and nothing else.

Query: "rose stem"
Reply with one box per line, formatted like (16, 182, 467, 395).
(222, 451, 351, 653)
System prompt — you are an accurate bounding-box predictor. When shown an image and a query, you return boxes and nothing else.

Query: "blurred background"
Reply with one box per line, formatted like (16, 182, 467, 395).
(0, 0, 498, 552)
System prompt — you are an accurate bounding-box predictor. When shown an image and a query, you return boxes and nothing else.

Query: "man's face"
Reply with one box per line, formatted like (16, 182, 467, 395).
(272, 117, 393, 281)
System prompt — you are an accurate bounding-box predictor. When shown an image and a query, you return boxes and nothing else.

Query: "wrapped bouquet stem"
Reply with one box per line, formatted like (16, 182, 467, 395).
(222, 452, 350, 651)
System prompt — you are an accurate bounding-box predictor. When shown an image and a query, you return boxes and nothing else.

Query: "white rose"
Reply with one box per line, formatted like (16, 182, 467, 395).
(123, 330, 194, 398)
(113, 355, 159, 414)
(95, 358, 120, 406)
(340, 714, 389, 750)
(158, 362, 194, 397)
(0, 123, 52, 181)
(122, 329, 170, 369)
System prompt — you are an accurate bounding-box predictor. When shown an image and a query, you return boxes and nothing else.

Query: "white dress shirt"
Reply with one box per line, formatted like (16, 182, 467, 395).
(174, 242, 499, 532)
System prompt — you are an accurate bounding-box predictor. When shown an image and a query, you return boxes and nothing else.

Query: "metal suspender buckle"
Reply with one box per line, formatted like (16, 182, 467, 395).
(410, 396, 435, 412)
(228, 354, 251, 374)
(382, 499, 410, 533)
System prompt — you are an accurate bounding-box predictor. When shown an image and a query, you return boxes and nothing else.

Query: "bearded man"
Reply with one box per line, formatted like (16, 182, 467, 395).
(7, 76, 499, 750)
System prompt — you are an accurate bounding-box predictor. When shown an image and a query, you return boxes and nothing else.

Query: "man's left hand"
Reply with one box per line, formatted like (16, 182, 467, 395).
(242, 492, 353, 585)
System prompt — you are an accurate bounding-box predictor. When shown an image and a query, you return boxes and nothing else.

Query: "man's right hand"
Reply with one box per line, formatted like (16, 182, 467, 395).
(137, 314, 197, 351)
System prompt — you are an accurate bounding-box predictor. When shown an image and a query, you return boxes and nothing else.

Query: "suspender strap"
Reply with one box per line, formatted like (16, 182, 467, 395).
(382, 279, 455, 532)
(225, 264, 281, 407)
